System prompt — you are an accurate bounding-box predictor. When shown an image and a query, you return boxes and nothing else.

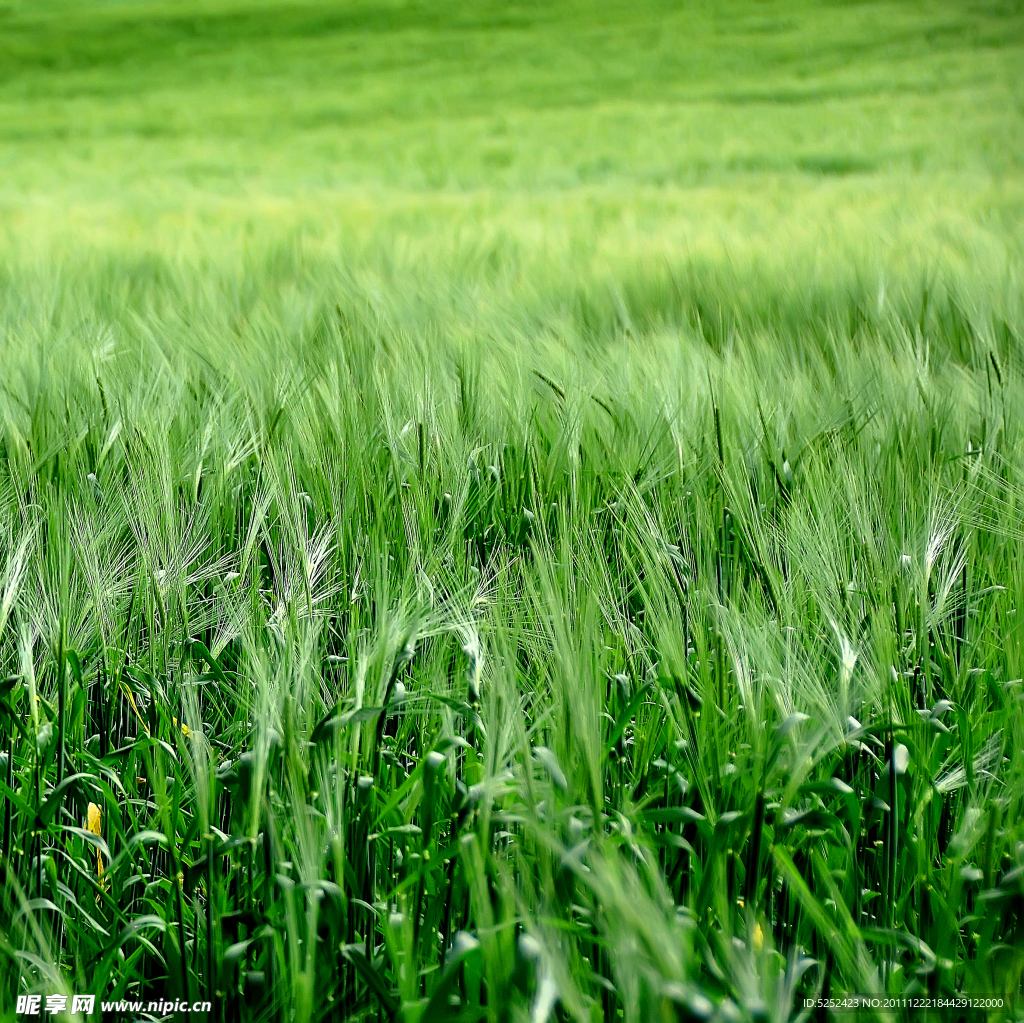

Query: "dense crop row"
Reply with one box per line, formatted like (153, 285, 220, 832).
(0, 253, 1021, 1020)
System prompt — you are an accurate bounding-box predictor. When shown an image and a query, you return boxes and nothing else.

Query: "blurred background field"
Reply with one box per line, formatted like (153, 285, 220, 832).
(1, 0, 1021, 267)
(2, 0, 1023, 367)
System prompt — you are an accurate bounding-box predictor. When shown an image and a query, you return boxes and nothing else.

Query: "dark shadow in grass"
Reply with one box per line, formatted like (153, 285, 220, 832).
(797, 154, 876, 176)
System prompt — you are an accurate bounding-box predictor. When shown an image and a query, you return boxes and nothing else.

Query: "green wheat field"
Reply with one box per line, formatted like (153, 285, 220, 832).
(1, 0, 1023, 1020)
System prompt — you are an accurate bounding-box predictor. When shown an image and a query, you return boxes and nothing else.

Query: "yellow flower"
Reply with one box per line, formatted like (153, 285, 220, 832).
(86, 801, 101, 839)
(86, 802, 106, 889)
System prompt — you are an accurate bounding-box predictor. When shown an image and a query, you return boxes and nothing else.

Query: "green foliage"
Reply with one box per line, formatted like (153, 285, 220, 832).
(0, 247, 1021, 1019)
(0, 0, 1022, 1019)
